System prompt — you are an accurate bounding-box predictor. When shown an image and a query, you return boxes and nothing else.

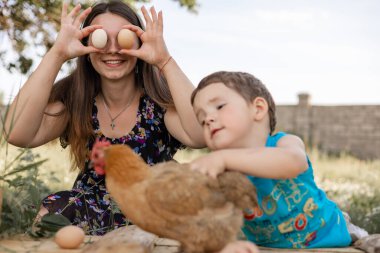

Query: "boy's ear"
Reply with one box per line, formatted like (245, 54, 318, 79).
(251, 97, 268, 121)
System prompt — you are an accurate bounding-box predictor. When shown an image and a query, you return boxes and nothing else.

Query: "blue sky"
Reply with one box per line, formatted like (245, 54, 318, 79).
(1, 0, 379, 105)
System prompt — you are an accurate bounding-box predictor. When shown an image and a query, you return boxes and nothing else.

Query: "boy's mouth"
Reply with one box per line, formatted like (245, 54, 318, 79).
(211, 128, 223, 138)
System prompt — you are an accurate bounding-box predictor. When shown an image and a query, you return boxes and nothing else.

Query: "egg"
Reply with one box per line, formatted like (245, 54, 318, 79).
(91, 29, 107, 49)
(54, 225, 85, 249)
(117, 29, 136, 49)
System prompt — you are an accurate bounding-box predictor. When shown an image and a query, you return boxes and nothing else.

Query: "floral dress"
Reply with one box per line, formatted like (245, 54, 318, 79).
(42, 94, 183, 235)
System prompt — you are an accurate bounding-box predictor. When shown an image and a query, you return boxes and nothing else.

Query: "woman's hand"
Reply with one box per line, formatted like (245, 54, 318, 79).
(218, 241, 260, 253)
(190, 151, 227, 178)
(51, 2, 101, 62)
(120, 6, 170, 68)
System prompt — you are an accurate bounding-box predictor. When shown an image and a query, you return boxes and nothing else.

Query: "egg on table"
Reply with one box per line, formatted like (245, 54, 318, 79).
(54, 225, 85, 249)
(91, 28, 108, 49)
(117, 29, 136, 49)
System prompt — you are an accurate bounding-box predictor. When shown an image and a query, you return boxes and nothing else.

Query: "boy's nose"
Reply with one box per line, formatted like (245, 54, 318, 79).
(205, 115, 216, 125)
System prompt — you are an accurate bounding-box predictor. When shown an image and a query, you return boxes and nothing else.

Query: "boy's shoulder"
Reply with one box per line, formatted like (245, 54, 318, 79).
(268, 132, 305, 148)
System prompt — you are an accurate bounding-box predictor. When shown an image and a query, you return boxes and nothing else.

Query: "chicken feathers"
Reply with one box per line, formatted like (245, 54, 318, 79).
(91, 141, 258, 253)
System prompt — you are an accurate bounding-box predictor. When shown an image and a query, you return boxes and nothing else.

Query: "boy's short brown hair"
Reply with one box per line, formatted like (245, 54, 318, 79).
(191, 71, 277, 134)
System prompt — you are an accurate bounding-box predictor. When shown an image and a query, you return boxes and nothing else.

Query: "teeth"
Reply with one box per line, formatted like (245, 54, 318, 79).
(105, 60, 122, 64)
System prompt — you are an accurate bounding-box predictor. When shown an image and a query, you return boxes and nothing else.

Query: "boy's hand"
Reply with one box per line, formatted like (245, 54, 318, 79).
(217, 241, 260, 253)
(190, 151, 226, 178)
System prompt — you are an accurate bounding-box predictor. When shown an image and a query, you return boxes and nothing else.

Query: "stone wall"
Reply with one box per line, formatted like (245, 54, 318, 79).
(1, 97, 379, 159)
(276, 94, 380, 159)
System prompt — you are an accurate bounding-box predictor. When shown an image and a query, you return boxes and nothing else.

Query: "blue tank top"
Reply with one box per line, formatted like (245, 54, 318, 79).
(242, 132, 351, 248)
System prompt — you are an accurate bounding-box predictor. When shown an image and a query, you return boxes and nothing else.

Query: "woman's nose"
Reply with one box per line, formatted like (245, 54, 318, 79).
(105, 37, 121, 54)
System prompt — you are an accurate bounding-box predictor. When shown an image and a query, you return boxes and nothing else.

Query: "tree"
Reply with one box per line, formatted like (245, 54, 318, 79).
(0, 0, 198, 75)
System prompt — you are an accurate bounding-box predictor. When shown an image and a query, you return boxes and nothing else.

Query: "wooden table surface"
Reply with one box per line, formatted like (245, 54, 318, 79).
(0, 239, 363, 253)
(0, 226, 363, 253)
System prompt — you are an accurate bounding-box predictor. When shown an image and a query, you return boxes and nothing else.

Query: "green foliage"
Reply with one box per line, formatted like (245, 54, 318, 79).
(30, 213, 71, 238)
(347, 191, 380, 234)
(0, 103, 58, 238)
(173, 0, 199, 13)
(310, 148, 380, 233)
(0, 0, 198, 74)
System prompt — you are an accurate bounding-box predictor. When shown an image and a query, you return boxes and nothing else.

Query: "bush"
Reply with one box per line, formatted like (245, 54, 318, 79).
(346, 191, 380, 234)
(0, 103, 57, 238)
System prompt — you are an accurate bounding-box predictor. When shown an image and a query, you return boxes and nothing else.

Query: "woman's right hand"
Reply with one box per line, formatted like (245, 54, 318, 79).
(51, 2, 101, 62)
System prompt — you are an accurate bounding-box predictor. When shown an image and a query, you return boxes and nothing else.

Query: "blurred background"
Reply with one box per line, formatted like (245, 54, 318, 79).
(1, 0, 379, 105)
(0, 0, 379, 239)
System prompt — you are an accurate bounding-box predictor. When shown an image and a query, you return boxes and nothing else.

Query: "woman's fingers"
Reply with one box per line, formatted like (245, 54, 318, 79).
(80, 25, 102, 40)
(61, 3, 81, 25)
(74, 6, 92, 28)
(140, 5, 163, 34)
(150, 6, 158, 23)
(67, 4, 82, 21)
(82, 46, 102, 55)
(141, 6, 152, 28)
(157, 10, 163, 32)
(61, 1, 69, 22)
(124, 25, 145, 37)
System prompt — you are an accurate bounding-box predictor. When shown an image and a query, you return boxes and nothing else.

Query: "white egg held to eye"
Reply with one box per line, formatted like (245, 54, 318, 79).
(117, 29, 136, 49)
(54, 225, 85, 249)
(91, 29, 107, 49)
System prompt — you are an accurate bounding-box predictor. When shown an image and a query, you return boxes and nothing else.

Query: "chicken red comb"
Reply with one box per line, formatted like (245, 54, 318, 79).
(91, 139, 111, 175)
(93, 139, 111, 150)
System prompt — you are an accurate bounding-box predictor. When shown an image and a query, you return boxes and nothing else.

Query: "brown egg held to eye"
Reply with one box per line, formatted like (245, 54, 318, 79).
(117, 29, 136, 49)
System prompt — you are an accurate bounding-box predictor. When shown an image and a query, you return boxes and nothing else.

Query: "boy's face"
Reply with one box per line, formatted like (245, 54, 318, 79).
(192, 82, 256, 150)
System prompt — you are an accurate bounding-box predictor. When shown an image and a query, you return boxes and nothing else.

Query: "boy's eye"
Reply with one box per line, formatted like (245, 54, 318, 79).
(217, 104, 225, 110)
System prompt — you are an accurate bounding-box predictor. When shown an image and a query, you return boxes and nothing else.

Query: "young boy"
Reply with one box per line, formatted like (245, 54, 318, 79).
(190, 71, 358, 248)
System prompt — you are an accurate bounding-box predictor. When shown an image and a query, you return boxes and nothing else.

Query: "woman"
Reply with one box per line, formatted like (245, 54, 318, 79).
(5, 0, 204, 235)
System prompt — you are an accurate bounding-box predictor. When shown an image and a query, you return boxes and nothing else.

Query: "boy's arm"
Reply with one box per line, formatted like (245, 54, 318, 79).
(191, 134, 309, 179)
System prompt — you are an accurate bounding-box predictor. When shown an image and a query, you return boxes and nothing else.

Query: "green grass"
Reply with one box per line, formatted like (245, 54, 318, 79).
(308, 149, 380, 234)
(1, 142, 379, 237)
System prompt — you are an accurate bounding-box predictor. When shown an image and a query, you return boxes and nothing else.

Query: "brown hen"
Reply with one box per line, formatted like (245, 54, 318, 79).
(91, 141, 257, 253)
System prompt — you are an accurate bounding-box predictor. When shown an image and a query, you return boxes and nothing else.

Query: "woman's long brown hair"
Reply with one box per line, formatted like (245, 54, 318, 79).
(49, 0, 174, 171)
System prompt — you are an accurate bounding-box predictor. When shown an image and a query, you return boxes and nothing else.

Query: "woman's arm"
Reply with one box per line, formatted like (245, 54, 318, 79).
(161, 58, 205, 148)
(120, 6, 205, 148)
(5, 43, 68, 147)
(4, 3, 100, 147)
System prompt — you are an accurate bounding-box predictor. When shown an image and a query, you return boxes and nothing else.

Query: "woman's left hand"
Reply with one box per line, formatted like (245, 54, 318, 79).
(120, 6, 170, 69)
